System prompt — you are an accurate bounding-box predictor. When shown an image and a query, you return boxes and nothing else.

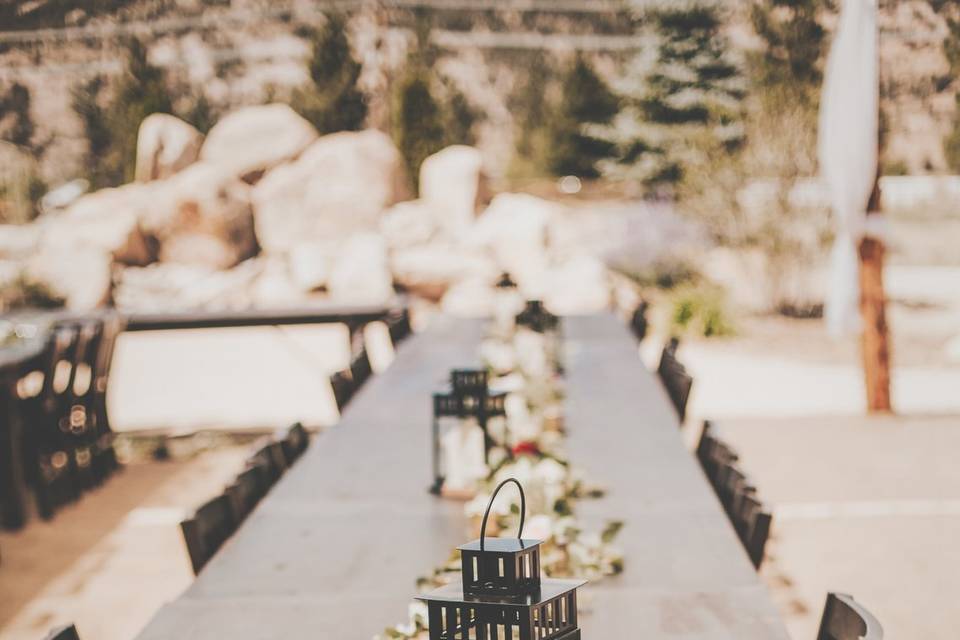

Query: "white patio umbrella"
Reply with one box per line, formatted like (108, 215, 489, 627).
(818, 0, 879, 336)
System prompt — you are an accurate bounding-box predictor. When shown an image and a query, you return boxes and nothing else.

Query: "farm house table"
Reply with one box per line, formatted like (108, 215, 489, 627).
(135, 314, 789, 639)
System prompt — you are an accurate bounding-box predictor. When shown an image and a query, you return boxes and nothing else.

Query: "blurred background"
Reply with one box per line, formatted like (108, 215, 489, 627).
(0, 1, 958, 639)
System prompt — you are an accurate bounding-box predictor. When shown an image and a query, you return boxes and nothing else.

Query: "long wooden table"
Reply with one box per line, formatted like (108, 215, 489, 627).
(135, 314, 789, 639)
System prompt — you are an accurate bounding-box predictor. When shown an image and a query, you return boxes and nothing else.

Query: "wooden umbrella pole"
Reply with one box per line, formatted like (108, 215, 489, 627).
(859, 177, 892, 412)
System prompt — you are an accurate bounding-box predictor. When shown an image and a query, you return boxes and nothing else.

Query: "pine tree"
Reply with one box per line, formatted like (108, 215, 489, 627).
(443, 86, 477, 147)
(749, 0, 826, 110)
(941, 6, 960, 171)
(184, 93, 217, 135)
(290, 14, 367, 134)
(73, 39, 173, 187)
(507, 51, 555, 179)
(546, 54, 619, 178)
(608, 5, 745, 189)
(392, 66, 446, 192)
(0, 83, 34, 149)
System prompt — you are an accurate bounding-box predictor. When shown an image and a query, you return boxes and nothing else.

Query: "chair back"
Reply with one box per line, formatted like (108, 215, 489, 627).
(66, 320, 103, 490)
(226, 466, 266, 524)
(246, 441, 287, 488)
(630, 301, 649, 341)
(350, 348, 372, 388)
(657, 340, 693, 423)
(817, 593, 883, 640)
(278, 422, 309, 465)
(330, 370, 355, 412)
(180, 493, 236, 575)
(696, 421, 772, 570)
(387, 308, 412, 345)
(90, 313, 124, 483)
(43, 624, 80, 640)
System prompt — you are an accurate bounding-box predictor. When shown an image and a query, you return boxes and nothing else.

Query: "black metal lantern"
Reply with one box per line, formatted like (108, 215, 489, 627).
(431, 369, 507, 495)
(515, 300, 560, 334)
(496, 272, 518, 290)
(418, 478, 586, 640)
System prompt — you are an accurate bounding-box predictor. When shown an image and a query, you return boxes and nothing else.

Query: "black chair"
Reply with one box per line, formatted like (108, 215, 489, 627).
(225, 466, 266, 524)
(35, 325, 82, 517)
(657, 338, 693, 424)
(386, 308, 412, 345)
(330, 369, 354, 413)
(43, 624, 80, 640)
(180, 493, 236, 575)
(2, 335, 51, 530)
(278, 422, 309, 465)
(630, 301, 649, 341)
(696, 421, 772, 570)
(246, 440, 287, 488)
(64, 319, 103, 491)
(349, 348, 372, 389)
(738, 491, 772, 570)
(817, 593, 883, 640)
(90, 313, 124, 483)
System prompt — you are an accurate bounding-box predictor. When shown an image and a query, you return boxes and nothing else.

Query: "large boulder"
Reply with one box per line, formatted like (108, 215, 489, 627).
(113, 259, 264, 311)
(44, 185, 154, 266)
(135, 113, 203, 182)
(0, 224, 41, 259)
(252, 129, 409, 254)
(139, 163, 258, 269)
(441, 278, 497, 317)
(379, 200, 438, 250)
(328, 233, 393, 304)
(288, 242, 333, 292)
(419, 145, 486, 235)
(200, 104, 318, 181)
(390, 244, 497, 301)
(469, 193, 559, 296)
(25, 247, 112, 311)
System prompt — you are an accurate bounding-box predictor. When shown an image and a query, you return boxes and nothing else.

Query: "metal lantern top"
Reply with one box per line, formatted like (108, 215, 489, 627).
(458, 478, 542, 595)
(496, 272, 518, 289)
(433, 369, 507, 419)
(516, 300, 560, 333)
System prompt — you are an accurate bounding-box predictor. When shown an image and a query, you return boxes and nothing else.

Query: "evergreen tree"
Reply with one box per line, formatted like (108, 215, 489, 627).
(392, 66, 446, 192)
(73, 39, 173, 187)
(749, 0, 826, 101)
(442, 86, 477, 147)
(506, 51, 556, 180)
(72, 76, 117, 188)
(608, 5, 745, 190)
(941, 6, 960, 171)
(0, 83, 34, 149)
(290, 14, 367, 134)
(184, 93, 217, 134)
(546, 54, 619, 178)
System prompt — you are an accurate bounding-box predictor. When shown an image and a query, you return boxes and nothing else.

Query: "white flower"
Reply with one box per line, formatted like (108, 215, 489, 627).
(524, 514, 553, 540)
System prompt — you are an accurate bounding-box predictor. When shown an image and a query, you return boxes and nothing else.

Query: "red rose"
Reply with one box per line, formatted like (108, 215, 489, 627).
(512, 441, 540, 457)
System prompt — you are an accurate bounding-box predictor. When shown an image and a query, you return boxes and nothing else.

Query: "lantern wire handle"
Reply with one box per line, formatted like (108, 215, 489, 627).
(479, 477, 525, 551)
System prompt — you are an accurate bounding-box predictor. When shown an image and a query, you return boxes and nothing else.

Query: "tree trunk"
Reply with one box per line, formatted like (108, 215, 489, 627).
(859, 179, 892, 412)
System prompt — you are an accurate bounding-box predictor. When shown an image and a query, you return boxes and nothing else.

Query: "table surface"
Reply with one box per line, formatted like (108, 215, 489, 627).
(134, 314, 790, 639)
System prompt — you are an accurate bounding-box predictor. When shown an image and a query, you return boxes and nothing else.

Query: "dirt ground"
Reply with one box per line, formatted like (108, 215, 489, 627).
(0, 446, 250, 640)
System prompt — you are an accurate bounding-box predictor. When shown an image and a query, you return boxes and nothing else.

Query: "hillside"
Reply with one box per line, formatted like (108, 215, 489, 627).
(0, 0, 956, 186)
